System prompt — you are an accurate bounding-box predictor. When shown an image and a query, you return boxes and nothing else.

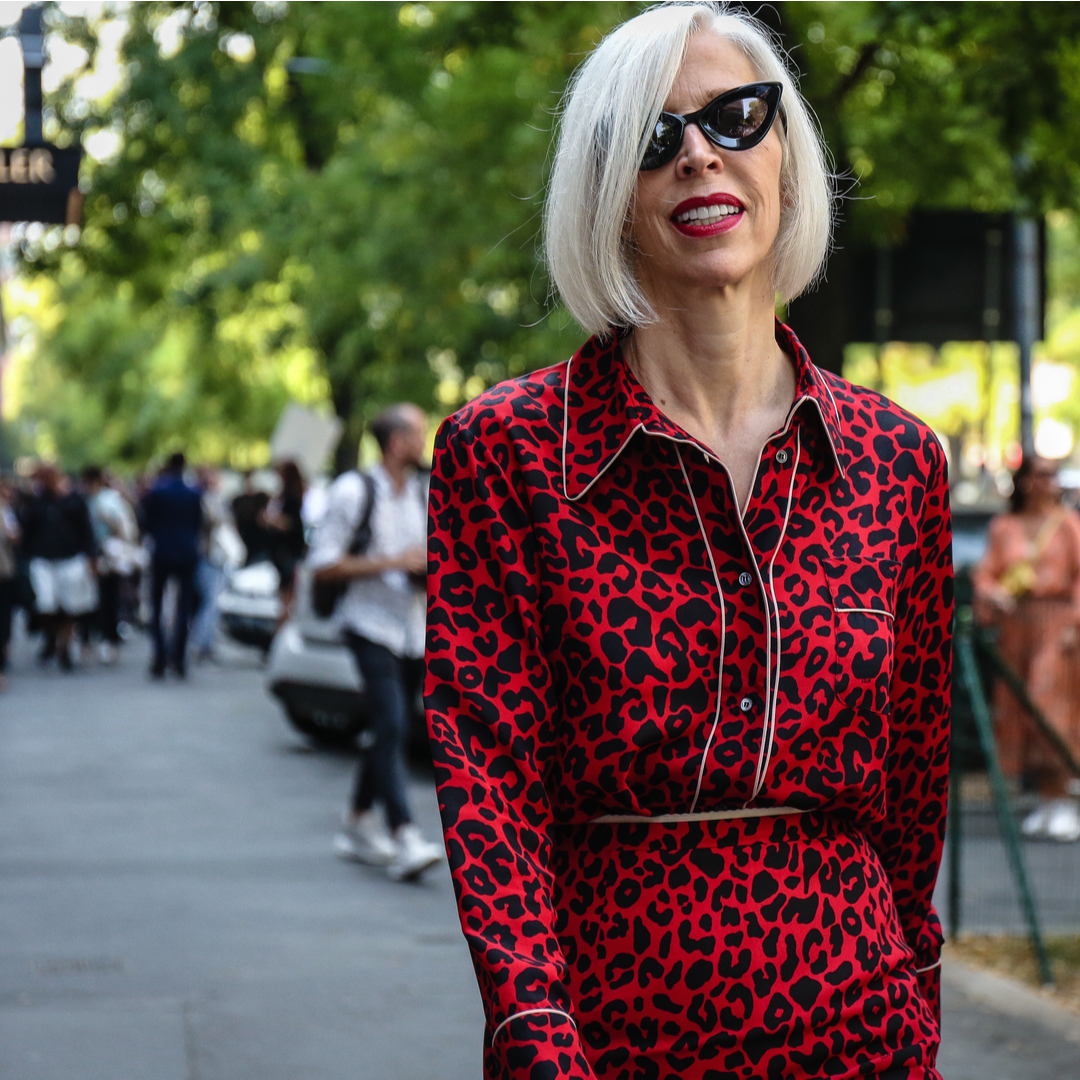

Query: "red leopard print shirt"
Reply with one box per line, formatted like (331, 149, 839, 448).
(426, 324, 953, 1080)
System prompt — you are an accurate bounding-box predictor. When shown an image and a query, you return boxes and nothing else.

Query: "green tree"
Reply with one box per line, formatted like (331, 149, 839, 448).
(10, 2, 1080, 470)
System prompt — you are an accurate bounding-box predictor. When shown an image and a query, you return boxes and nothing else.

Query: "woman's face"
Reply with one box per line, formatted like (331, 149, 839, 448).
(630, 33, 784, 306)
(1023, 458, 1060, 506)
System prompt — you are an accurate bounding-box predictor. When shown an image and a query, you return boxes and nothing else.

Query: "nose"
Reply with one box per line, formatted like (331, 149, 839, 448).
(675, 123, 725, 178)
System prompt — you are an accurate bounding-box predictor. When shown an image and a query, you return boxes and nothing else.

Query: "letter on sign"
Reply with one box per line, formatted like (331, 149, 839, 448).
(30, 149, 55, 183)
(9, 150, 29, 183)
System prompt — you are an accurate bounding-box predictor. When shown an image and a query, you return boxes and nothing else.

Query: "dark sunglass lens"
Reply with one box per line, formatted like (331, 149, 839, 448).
(641, 114, 682, 170)
(712, 96, 769, 141)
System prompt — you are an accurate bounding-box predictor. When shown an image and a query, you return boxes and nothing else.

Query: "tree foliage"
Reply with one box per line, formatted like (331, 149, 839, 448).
(7, 1, 1080, 470)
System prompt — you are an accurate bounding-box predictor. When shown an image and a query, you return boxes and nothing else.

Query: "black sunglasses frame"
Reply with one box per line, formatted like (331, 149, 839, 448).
(640, 81, 784, 171)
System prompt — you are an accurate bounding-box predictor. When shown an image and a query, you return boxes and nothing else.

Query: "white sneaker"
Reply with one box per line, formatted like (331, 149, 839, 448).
(1021, 802, 1052, 839)
(386, 825, 442, 882)
(1045, 799, 1080, 843)
(333, 811, 397, 866)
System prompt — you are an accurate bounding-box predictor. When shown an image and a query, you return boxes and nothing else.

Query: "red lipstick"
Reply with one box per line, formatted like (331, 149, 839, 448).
(670, 193, 745, 237)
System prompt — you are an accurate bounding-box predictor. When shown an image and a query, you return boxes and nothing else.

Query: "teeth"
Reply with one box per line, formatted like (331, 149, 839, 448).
(676, 203, 741, 224)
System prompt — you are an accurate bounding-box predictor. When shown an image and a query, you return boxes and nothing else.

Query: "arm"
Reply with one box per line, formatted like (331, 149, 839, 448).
(971, 517, 1015, 617)
(76, 498, 99, 560)
(308, 477, 423, 583)
(864, 435, 953, 1021)
(1065, 512, 1080, 615)
(426, 417, 594, 1080)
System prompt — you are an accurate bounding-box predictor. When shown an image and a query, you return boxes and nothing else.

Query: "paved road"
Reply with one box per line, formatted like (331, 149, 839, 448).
(1, 622, 1078, 1079)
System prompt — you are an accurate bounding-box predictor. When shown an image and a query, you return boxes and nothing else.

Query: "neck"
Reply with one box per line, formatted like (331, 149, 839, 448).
(622, 274, 793, 457)
(381, 456, 410, 492)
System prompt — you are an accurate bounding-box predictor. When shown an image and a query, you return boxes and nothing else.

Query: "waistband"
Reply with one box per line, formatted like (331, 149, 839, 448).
(590, 805, 806, 825)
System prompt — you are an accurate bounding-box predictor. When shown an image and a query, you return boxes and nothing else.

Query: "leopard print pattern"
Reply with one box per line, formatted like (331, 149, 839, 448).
(426, 324, 953, 1080)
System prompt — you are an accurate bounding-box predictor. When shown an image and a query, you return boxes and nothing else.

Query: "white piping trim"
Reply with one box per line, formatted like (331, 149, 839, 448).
(835, 606, 894, 620)
(820, 373, 843, 429)
(673, 445, 727, 814)
(591, 805, 806, 824)
(755, 427, 801, 800)
(490, 1008, 576, 1044)
(561, 355, 646, 503)
(915, 959, 942, 974)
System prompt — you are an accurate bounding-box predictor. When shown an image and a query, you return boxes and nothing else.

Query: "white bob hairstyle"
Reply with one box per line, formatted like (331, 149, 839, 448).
(544, 1, 834, 336)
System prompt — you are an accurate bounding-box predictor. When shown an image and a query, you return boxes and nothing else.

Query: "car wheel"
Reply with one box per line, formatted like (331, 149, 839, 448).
(285, 705, 364, 748)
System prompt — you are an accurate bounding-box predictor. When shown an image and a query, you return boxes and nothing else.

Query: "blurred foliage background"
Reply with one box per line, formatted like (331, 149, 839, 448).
(4, 1, 1080, 476)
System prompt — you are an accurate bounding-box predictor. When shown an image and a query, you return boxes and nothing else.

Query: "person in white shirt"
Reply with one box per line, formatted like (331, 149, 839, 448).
(308, 403, 442, 882)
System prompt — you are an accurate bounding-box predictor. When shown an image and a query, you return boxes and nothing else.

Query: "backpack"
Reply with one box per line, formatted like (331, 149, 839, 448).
(311, 472, 376, 620)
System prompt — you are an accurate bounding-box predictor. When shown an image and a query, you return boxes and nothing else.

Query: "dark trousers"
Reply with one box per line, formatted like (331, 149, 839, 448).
(150, 561, 196, 673)
(344, 633, 424, 831)
(97, 572, 122, 645)
(0, 578, 12, 672)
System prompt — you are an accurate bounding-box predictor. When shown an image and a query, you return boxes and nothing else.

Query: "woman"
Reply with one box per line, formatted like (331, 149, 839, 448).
(0, 478, 20, 687)
(973, 456, 1080, 842)
(263, 460, 307, 617)
(426, 5, 953, 1079)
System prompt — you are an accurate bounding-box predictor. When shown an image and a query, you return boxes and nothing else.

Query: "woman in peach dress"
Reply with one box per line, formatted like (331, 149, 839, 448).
(973, 456, 1080, 841)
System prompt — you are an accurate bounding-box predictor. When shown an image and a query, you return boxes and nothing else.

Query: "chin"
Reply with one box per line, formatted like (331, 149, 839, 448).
(652, 253, 768, 298)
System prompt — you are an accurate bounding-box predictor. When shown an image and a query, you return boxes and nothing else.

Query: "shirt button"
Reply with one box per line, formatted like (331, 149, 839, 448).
(738, 572, 753, 587)
(740, 697, 753, 712)
(775, 449, 790, 464)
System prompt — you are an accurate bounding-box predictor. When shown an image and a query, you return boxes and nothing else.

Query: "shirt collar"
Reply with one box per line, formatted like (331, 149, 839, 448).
(561, 320, 847, 502)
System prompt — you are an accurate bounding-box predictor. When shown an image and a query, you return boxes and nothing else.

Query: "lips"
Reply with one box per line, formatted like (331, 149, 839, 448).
(670, 193, 745, 237)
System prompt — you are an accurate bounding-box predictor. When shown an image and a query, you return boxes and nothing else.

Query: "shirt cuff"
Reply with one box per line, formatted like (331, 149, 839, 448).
(484, 1011, 594, 1080)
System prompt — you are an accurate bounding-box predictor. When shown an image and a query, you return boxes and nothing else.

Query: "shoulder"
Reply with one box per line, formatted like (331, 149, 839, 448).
(1061, 508, 1080, 537)
(327, 470, 368, 509)
(436, 362, 568, 451)
(819, 369, 948, 488)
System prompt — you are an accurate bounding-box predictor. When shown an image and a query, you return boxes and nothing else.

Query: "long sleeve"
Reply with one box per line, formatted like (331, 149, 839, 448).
(306, 473, 362, 572)
(425, 415, 594, 1080)
(864, 436, 953, 1021)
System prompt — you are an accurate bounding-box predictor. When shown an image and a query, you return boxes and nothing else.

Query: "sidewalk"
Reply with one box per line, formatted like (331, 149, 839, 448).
(939, 958, 1080, 1078)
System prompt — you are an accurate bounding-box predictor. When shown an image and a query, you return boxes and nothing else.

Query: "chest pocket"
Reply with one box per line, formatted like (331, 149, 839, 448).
(822, 556, 898, 714)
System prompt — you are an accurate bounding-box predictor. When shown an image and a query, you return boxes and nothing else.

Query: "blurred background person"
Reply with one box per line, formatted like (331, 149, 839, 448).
(17, 464, 98, 672)
(82, 465, 140, 665)
(0, 478, 20, 689)
(974, 455, 1080, 841)
(231, 470, 271, 567)
(309, 403, 440, 882)
(262, 459, 307, 621)
(190, 466, 238, 664)
(140, 452, 203, 680)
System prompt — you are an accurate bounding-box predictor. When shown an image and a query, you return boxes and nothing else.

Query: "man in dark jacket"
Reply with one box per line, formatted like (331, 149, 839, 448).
(18, 464, 98, 671)
(140, 452, 202, 678)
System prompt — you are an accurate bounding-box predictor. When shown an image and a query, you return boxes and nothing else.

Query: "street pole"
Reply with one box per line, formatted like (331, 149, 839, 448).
(1013, 216, 1039, 460)
(19, 5, 45, 143)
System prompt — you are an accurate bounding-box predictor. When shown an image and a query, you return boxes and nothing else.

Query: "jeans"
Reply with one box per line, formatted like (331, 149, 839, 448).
(344, 633, 424, 831)
(150, 561, 196, 673)
(190, 560, 224, 654)
(97, 571, 122, 646)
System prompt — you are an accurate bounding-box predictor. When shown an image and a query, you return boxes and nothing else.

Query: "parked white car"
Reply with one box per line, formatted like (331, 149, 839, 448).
(217, 561, 282, 655)
(265, 564, 368, 747)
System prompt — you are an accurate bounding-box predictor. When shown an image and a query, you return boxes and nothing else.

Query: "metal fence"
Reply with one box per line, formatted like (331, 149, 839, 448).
(942, 576, 1080, 983)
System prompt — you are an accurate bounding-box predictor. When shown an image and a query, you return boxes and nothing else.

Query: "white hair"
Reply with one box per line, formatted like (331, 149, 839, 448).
(544, 1, 834, 335)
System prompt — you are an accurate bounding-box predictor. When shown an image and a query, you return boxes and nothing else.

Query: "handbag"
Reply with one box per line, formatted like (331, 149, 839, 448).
(311, 472, 376, 619)
(999, 509, 1065, 598)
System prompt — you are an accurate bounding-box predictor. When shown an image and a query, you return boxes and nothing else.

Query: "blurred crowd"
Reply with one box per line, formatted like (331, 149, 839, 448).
(0, 455, 308, 689)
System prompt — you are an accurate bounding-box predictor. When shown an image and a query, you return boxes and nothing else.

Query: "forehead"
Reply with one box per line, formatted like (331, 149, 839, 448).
(667, 32, 758, 112)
